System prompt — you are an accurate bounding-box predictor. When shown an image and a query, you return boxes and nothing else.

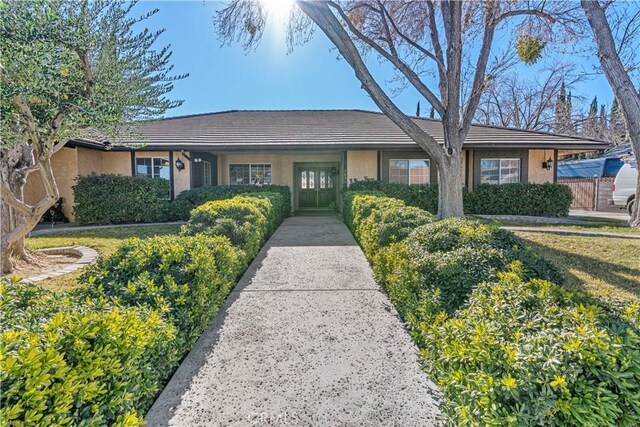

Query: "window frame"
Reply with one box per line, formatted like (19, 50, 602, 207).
(202, 160, 212, 186)
(135, 156, 170, 180)
(389, 158, 431, 185)
(228, 163, 272, 186)
(479, 158, 521, 185)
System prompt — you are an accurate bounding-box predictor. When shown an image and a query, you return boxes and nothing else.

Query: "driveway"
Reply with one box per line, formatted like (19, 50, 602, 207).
(145, 215, 441, 426)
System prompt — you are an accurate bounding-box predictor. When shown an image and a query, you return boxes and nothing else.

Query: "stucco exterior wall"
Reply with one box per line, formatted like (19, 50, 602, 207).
(346, 150, 378, 183)
(217, 151, 343, 211)
(77, 147, 104, 176)
(173, 151, 191, 196)
(102, 151, 132, 176)
(24, 147, 79, 221)
(528, 150, 555, 184)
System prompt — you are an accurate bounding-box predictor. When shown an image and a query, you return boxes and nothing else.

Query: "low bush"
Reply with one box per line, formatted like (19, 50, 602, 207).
(415, 264, 640, 426)
(347, 179, 573, 217)
(358, 204, 435, 259)
(1, 278, 178, 426)
(4, 187, 287, 425)
(180, 194, 281, 262)
(73, 174, 171, 225)
(171, 184, 291, 221)
(343, 191, 640, 425)
(464, 182, 574, 217)
(80, 234, 240, 350)
(347, 179, 439, 213)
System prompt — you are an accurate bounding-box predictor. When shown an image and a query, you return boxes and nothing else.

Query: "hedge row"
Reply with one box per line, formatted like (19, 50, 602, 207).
(73, 174, 171, 224)
(347, 179, 573, 217)
(1, 193, 287, 426)
(170, 184, 291, 221)
(343, 191, 640, 426)
(72, 174, 291, 225)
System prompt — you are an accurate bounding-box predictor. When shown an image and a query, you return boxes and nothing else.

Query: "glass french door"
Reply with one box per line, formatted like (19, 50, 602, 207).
(298, 166, 336, 209)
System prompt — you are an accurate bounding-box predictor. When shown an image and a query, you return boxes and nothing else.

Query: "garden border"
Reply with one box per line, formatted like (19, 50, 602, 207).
(26, 246, 98, 282)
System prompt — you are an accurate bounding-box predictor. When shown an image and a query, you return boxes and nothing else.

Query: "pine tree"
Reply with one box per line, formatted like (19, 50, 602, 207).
(554, 81, 574, 134)
(430, 107, 435, 119)
(610, 98, 627, 144)
(598, 104, 607, 139)
(567, 91, 575, 134)
(583, 96, 599, 138)
(416, 101, 421, 117)
(555, 81, 567, 133)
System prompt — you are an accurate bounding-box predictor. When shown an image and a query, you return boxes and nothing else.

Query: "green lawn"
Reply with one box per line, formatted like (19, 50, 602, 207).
(514, 231, 640, 303)
(473, 215, 640, 235)
(25, 224, 181, 291)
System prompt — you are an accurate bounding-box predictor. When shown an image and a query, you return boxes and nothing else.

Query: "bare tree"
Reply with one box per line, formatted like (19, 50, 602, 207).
(582, 0, 640, 227)
(216, 0, 580, 218)
(476, 63, 582, 132)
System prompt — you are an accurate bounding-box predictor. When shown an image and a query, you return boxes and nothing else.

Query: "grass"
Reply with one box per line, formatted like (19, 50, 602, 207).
(473, 215, 640, 235)
(514, 231, 640, 303)
(25, 224, 181, 291)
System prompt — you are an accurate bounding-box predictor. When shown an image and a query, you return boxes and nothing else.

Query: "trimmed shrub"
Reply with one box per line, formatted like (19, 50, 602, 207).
(343, 191, 640, 425)
(79, 234, 240, 350)
(1, 278, 178, 427)
(73, 174, 171, 225)
(342, 190, 386, 231)
(464, 182, 573, 217)
(415, 264, 640, 426)
(180, 196, 268, 261)
(358, 204, 435, 259)
(171, 184, 291, 221)
(347, 179, 574, 217)
(347, 179, 439, 213)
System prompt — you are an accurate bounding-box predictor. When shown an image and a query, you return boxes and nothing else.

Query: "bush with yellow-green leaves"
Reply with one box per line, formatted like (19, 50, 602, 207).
(1, 191, 288, 426)
(344, 190, 640, 426)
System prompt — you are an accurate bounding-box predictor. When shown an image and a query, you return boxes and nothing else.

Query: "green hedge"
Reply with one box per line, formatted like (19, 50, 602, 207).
(170, 184, 291, 221)
(72, 174, 291, 225)
(1, 278, 177, 426)
(181, 196, 269, 263)
(1, 191, 285, 426)
(343, 191, 639, 425)
(80, 234, 241, 350)
(347, 179, 573, 217)
(418, 265, 640, 426)
(465, 182, 573, 217)
(73, 174, 171, 224)
(347, 179, 439, 213)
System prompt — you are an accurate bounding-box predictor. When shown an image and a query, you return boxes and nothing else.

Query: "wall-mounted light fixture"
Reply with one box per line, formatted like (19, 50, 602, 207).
(193, 157, 202, 163)
(542, 157, 554, 170)
(175, 158, 185, 171)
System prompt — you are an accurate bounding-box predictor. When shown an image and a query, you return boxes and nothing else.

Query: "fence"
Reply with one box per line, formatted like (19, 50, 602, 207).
(558, 177, 615, 211)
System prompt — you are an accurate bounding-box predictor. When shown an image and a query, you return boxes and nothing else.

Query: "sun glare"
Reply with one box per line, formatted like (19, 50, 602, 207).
(260, 0, 294, 23)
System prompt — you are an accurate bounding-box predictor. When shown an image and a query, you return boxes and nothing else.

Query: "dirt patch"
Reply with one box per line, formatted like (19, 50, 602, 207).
(12, 251, 80, 279)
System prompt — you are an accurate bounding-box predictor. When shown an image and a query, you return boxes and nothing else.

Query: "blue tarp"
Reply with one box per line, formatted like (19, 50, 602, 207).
(557, 157, 625, 178)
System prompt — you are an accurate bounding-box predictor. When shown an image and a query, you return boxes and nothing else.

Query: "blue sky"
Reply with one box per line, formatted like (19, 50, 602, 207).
(139, 1, 615, 118)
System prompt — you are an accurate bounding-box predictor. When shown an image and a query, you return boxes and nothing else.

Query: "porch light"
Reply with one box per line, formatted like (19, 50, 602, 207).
(542, 157, 554, 170)
(175, 158, 185, 171)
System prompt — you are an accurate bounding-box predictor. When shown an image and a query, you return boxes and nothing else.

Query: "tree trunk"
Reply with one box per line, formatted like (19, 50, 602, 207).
(437, 150, 465, 219)
(581, 0, 640, 228)
(1, 143, 58, 274)
(631, 172, 640, 228)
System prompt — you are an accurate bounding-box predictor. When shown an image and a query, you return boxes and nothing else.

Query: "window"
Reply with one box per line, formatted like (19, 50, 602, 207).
(389, 159, 430, 185)
(229, 163, 272, 185)
(203, 161, 212, 186)
(136, 157, 170, 179)
(480, 158, 521, 185)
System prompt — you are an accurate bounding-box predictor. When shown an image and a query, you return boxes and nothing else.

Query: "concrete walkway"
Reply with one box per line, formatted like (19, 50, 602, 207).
(145, 216, 441, 426)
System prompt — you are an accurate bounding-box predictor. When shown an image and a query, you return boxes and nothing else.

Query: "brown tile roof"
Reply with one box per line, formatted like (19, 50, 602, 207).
(70, 110, 609, 151)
